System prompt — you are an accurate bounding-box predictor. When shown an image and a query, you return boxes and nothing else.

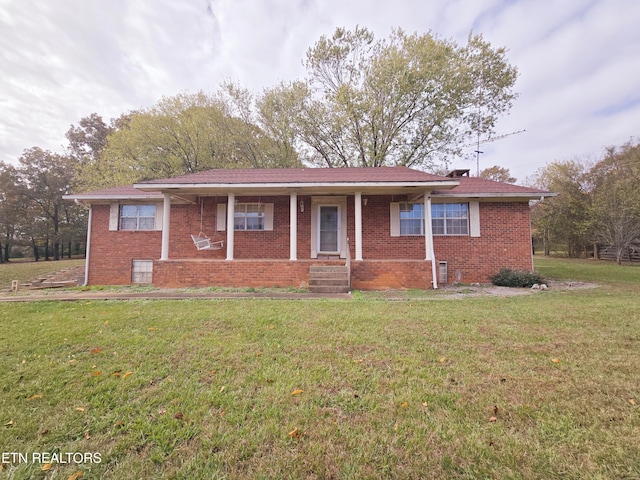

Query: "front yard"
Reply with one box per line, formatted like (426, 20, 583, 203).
(0, 259, 638, 479)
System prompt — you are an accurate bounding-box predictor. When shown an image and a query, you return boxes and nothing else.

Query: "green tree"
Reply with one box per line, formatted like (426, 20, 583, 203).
(15, 148, 79, 261)
(529, 160, 592, 257)
(263, 27, 518, 168)
(589, 141, 640, 263)
(479, 165, 516, 183)
(0, 162, 24, 262)
(83, 91, 301, 190)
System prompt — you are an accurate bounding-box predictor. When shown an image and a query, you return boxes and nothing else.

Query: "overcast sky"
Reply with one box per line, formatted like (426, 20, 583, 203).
(1, 0, 638, 183)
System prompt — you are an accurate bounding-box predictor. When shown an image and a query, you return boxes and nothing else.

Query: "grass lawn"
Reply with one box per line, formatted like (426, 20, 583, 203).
(0, 259, 85, 289)
(1, 259, 639, 479)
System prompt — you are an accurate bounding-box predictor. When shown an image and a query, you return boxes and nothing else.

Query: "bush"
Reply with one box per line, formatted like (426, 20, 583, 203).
(490, 268, 544, 288)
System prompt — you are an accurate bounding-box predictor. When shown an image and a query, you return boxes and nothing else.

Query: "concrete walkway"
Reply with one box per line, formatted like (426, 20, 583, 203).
(0, 290, 353, 302)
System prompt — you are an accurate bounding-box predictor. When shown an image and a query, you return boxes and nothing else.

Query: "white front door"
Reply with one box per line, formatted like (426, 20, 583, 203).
(318, 205, 340, 254)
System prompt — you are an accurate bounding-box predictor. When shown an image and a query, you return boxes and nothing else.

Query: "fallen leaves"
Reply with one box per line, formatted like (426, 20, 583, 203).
(26, 394, 43, 401)
(291, 389, 304, 396)
(400, 402, 408, 408)
(630, 398, 637, 406)
(489, 416, 497, 423)
(75, 407, 86, 413)
(122, 371, 133, 378)
(551, 358, 561, 363)
(288, 428, 302, 438)
(4, 420, 13, 426)
(41, 463, 52, 471)
(90, 348, 101, 354)
(68, 471, 83, 480)
(439, 357, 447, 363)
(92, 371, 101, 376)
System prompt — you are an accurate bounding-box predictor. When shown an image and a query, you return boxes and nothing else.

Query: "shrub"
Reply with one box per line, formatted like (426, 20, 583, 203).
(490, 268, 544, 288)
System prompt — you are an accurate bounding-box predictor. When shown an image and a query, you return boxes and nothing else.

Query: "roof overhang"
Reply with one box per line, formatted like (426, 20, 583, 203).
(132, 180, 461, 197)
(431, 192, 558, 202)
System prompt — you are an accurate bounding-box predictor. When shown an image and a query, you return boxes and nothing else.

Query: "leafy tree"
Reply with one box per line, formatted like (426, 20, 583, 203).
(83, 91, 301, 190)
(589, 141, 640, 263)
(15, 148, 80, 261)
(262, 27, 518, 168)
(66, 113, 114, 163)
(479, 165, 516, 183)
(529, 160, 592, 257)
(0, 162, 24, 262)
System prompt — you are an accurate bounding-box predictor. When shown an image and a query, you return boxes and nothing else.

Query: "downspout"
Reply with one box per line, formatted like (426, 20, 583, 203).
(76, 199, 91, 287)
(425, 194, 438, 289)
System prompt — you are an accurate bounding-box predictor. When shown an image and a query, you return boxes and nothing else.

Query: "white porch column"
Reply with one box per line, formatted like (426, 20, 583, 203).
(289, 193, 297, 260)
(226, 193, 235, 260)
(424, 194, 433, 261)
(160, 193, 171, 260)
(424, 193, 438, 289)
(354, 192, 363, 261)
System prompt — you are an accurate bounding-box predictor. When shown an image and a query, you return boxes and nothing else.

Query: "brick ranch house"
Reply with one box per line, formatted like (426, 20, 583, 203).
(66, 166, 553, 292)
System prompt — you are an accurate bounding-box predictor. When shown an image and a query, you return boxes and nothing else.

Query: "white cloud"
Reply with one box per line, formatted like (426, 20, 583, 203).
(0, 0, 638, 183)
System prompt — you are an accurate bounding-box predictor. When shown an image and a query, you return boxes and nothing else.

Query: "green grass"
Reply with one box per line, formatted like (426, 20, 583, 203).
(1, 259, 639, 479)
(534, 256, 640, 288)
(0, 259, 85, 289)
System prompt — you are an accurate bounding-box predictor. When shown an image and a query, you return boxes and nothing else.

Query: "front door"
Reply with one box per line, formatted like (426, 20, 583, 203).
(318, 205, 340, 254)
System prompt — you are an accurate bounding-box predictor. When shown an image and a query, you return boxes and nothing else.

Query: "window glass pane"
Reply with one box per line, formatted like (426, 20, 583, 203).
(446, 203, 467, 218)
(121, 205, 137, 217)
(401, 219, 423, 235)
(431, 204, 444, 218)
(432, 219, 445, 235)
(138, 218, 155, 230)
(447, 218, 468, 235)
(138, 205, 156, 217)
(120, 218, 137, 230)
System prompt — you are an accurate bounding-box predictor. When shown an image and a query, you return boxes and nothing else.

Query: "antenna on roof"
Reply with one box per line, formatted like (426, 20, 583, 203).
(468, 129, 526, 175)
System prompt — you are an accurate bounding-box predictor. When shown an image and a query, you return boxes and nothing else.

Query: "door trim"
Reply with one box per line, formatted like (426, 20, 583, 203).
(310, 196, 347, 259)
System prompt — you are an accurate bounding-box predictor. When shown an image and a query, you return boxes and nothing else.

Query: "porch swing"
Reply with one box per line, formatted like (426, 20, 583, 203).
(191, 198, 224, 251)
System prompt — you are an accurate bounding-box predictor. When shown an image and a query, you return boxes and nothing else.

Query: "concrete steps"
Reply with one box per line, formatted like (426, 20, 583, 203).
(309, 265, 350, 293)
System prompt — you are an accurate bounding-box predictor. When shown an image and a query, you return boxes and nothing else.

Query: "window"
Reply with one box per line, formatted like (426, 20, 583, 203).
(120, 205, 155, 230)
(132, 260, 153, 284)
(398, 202, 469, 236)
(432, 203, 469, 235)
(400, 203, 425, 235)
(234, 203, 265, 230)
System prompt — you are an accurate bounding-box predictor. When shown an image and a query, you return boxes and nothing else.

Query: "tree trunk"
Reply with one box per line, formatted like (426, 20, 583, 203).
(31, 237, 40, 261)
(593, 243, 599, 261)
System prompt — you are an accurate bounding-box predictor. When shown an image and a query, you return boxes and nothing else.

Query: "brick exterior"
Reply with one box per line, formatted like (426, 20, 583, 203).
(86, 196, 533, 289)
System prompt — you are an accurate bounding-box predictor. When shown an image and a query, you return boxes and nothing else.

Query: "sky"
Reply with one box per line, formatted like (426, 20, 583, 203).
(1, 0, 639, 183)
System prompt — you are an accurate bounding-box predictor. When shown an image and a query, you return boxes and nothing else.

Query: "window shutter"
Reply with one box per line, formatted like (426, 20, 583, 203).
(216, 203, 226, 231)
(155, 203, 163, 231)
(264, 203, 274, 231)
(389, 202, 400, 237)
(469, 202, 480, 237)
(109, 203, 119, 231)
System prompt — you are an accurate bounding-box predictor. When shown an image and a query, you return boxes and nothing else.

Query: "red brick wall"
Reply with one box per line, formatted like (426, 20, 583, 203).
(434, 202, 533, 283)
(88, 204, 162, 285)
(87, 197, 533, 288)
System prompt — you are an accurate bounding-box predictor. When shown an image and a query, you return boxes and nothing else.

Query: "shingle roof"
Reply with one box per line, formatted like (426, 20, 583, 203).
(137, 166, 446, 185)
(432, 177, 552, 197)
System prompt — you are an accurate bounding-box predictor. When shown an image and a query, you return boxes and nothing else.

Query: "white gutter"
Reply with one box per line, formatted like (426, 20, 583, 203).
(78, 201, 92, 287)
